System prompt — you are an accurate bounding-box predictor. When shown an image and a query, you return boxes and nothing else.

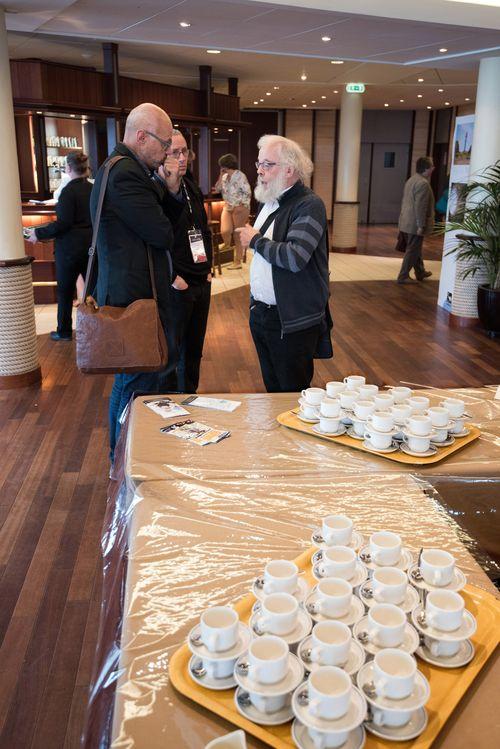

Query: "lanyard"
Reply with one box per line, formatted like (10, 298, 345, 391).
(181, 179, 196, 227)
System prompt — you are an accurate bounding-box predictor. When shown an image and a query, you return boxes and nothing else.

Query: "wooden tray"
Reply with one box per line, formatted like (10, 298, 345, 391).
(276, 410, 480, 465)
(170, 547, 500, 749)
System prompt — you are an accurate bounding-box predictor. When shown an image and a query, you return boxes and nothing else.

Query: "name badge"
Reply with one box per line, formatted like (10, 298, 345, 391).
(188, 229, 207, 263)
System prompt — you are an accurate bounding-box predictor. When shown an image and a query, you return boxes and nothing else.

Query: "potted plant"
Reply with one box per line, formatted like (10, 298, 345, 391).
(440, 160, 500, 337)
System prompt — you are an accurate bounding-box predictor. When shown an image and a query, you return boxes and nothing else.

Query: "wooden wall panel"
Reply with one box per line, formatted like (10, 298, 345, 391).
(10, 61, 44, 100)
(211, 93, 240, 121)
(411, 109, 430, 174)
(119, 77, 202, 116)
(42, 65, 107, 108)
(284, 109, 313, 186)
(15, 114, 37, 193)
(313, 109, 336, 220)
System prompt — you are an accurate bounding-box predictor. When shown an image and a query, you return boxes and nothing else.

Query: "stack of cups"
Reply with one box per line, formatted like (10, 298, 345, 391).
(188, 606, 247, 682)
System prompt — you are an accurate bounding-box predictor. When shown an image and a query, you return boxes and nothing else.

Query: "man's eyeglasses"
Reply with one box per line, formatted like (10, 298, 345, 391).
(144, 130, 172, 151)
(255, 160, 280, 171)
(169, 147, 189, 159)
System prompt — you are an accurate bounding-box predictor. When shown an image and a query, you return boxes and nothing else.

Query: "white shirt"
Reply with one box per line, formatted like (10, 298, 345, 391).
(249, 199, 279, 305)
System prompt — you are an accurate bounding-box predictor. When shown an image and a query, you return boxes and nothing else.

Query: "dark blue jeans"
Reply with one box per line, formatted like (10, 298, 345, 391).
(108, 372, 160, 461)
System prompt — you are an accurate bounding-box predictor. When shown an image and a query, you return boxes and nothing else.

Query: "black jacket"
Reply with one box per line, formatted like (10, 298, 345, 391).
(160, 175, 213, 285)
(90, 143, 174, 327)
(35, 177, 92, 258)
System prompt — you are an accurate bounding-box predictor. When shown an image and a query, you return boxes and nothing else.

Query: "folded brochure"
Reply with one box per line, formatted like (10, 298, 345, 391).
(160, 420, 230, 445)
(144, 397, 190, 418)
(181, 395, 241, 412)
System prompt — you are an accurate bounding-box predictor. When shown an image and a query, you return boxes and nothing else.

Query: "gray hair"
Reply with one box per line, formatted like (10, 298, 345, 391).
(171, 128, 183, 138)
(257, 134, 313, 182)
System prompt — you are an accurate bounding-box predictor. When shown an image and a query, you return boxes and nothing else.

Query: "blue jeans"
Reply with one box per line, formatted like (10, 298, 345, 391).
(108, 372, 160, 461)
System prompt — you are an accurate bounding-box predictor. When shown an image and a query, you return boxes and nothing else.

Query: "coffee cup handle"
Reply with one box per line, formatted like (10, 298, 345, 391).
(372, 708, 386, 727)
(301, 389, 307, 399)
(204, 633, 218, 651)
(255, 616, 269, 634)
(262, 581, 275, 595)
(310, 646, 323, 664)
(311, 733, 327, 749)
(365, 431, 372, 441)
(308, 698, 321, 717)
(343, 377, 348, 384)
(429, 639, 441, 657)
(373, 589, 384, 603)
(374, 678, 388, 698)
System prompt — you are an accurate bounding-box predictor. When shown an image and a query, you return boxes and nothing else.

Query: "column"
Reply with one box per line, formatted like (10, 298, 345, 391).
(0, 10, 41, 389)
(198, 65, 212, 195)
(103, 42, 120, 154)
(451, 55, 500, 323)
(332, 89, 363, 251)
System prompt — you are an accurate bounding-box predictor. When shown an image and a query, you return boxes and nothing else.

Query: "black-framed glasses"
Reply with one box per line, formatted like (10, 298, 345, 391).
(255, 160, 280, 171)
(144, 130, 172, 151)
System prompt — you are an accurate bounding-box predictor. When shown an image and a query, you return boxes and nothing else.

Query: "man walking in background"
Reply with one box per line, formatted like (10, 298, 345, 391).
(397, 156, 435, 284)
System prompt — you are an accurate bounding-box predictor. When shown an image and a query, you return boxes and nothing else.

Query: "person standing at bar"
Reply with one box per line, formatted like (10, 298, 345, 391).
(26, 151, 92, 341)
(396, 156, 435, 284)
(213, 154, 251, 269)
(157, 130, 213, 393)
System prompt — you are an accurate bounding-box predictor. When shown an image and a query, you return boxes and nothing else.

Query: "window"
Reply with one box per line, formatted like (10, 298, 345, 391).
(384, 151, 396, 168)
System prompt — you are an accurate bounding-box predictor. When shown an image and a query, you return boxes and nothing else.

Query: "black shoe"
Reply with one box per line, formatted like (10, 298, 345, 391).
(417, 270, 433, 280)
(50, 331, 72, 341)
(397, 277, 418, 285)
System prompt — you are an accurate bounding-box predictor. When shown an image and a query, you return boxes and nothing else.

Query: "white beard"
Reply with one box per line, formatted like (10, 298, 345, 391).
(254, 171, 288, 204)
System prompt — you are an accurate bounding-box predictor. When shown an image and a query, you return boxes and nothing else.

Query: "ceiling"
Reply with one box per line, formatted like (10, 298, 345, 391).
(5, 0, 500, 111)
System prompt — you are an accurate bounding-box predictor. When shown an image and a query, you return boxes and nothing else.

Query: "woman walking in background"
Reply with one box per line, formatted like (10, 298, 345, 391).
(213, 154, 251, 269)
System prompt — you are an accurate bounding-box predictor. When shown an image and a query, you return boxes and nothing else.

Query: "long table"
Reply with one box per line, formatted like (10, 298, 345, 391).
(85, 389, 500, 748)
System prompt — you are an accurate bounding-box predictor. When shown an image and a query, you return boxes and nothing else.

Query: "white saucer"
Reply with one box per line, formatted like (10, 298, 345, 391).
(234, 686, 294, 725)
(252, 575, 310, 603)
(347, 426, 365, 441)
(312, 560, 368, 588)
(365, 706, 428, 741)
(312, 423, 347, 438)
(399, 443, 438, 458)
(450, 426, 471, 438)
(362, 439, 399, 454)
(430, 435, 455, 447)
(297, 410, 319, 424)
(358, 545, 414, 573)
(305, 590, 365, 627)
(292, 681, 367, 733)
(311, 528, 365, 552)
(407, 562, 467, 592)
(250, 607, 312, 647)
(234, 651, 304, 696)
(188, 621, 252, 659)
(188, 655, 237, 690)
(358, 581, 420, 614)
(411, 604, 477, 641)
(357, 660, 430, 711)
(292, 719, 366, 749)
(298, 635, 366, 677)
(416, 638, 475, 668)
(353, 616, 419, 656)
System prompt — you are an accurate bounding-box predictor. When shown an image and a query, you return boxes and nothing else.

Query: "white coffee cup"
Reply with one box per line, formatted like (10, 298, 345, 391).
(368, 567, 408, 605)
(440, 398, 465, 418)
(200, 606, 239, 653)
(309, 621, 352, 667)
(263, 560, 299, 595)
(354, 399, 376, 420)
(318, 546, 357, 581)
(373, 393, 395, 410)
(420, 549, 455, 587)
(432, 426, 449, 443)
(319, 416, 341, 434)
(241, 635, 289, 685)
(308, 666, 352, 720)
(249, 691, 288, 715)
(423, 635, 460, 658)
(408, 396, 430, 414)
(427, 406, 450, 428)
(301, 402, 319, 420)
(364, 428, 394, 450)
(390, 403, 412, 425)
(302, 387, 325, 405)
(339, 390, 360, 410)
(306, 727, 350, 749)
(367, 604, 406, 648)
(203, 656, 238, 679)
(407, 414, 433, 436)
(320, 398, 342, 418)
(352, 418, 367, 437)
(449, 417, 466, 435)
(390, 386, 412, 404)
(371, 707, 413, 728)
(369, 531, 402, 566)
(309, 578, 353, 619)
(255, 593, 299, 636)
(402, 432, 432, 453)
(373, 649, 416, 700)
(367, 410, 394, 433)
(322, 514, 354, 546)
(425, 590, 464, 632)
(358, 384, 379, 399)
(344, 375, 366, 391)
(326, 381, 346, 397)
(205, 729, 247, 749)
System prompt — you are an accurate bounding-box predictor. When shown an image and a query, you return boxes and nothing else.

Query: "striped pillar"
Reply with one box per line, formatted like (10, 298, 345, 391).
(332, 90, 363, 251)
(0, 10, 41, 388)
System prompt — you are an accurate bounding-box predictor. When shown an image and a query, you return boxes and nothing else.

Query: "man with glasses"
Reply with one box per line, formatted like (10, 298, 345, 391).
(156, 129, 213, 393)
(236, 134, 332, 393)
(90, 102, 177, 463)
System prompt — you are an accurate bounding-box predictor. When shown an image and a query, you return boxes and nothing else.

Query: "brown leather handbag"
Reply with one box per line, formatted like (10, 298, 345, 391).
(76, 155, 168, 374)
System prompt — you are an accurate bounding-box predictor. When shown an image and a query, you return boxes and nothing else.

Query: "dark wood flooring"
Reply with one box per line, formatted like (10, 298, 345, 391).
(0, 230, 499, 748)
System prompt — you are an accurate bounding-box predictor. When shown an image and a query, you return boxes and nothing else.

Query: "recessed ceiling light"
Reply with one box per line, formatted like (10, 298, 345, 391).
(417, 94, 423, 98)
(273, 86, 279, 90)
(439, 48, 448, 52)
(253, 100, 258, 104)
(70, 114, 76, 117)
(228, 128, 233, 132)
(206, 49, 221, 54)
(418, 77, 424, 82)
(311, 100, 316, 104)
(321, 95, 327, 99)
(259, 98, 264, 102)
(330, 60, 344, 64)
(384, 103, 389, 107)
(266, 92, 271, 96)
(36, 110, 43, 114)
(400, 99, 405, 103)
(445, 101, 450, 105)
(179, 21, 191, 28)
(322, 36, 331, 42)
(300, 73, 307, 81)
(438, 88, 444, 92)
(465, 97, 470, 101)
(333, 89, 339, 94)
(302, 104, 307, 108)
(427, 105, 432, 109)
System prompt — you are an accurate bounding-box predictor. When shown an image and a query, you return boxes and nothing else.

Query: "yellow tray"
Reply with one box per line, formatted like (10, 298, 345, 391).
(276, 410, 480, 466)
(170, 547, 500, 749)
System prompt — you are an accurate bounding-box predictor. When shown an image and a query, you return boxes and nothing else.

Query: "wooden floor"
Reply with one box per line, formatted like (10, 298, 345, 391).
(0, 231, 499, 748)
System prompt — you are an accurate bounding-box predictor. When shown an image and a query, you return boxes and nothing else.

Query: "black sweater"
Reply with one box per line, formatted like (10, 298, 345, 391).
(35, 177, 93, 258)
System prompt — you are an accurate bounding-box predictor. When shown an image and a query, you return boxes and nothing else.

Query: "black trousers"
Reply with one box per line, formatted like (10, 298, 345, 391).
(162, 281, 211, 393)
(397, 233, 426, 281)
(55, 250, 88, 336)
(250, 300, 321, 393)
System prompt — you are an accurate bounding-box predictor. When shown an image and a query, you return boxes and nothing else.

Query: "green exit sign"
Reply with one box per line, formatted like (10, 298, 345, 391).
(346, 83, 365, 93)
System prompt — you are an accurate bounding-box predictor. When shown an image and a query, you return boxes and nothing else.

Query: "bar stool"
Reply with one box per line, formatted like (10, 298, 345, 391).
(208, 219, 222, 276)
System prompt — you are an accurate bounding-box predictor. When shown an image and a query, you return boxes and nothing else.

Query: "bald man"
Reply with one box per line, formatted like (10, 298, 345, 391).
(90, 102, 182, 462)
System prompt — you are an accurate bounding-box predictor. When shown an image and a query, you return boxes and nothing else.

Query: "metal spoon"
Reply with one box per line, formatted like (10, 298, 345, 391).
(237, 691, 252, 707)
(190, 660, 207, 678)
(362, 681, 378, 699)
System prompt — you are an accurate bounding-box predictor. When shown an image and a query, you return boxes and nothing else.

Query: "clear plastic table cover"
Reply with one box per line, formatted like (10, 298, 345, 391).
(83, 465, 499, 749)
